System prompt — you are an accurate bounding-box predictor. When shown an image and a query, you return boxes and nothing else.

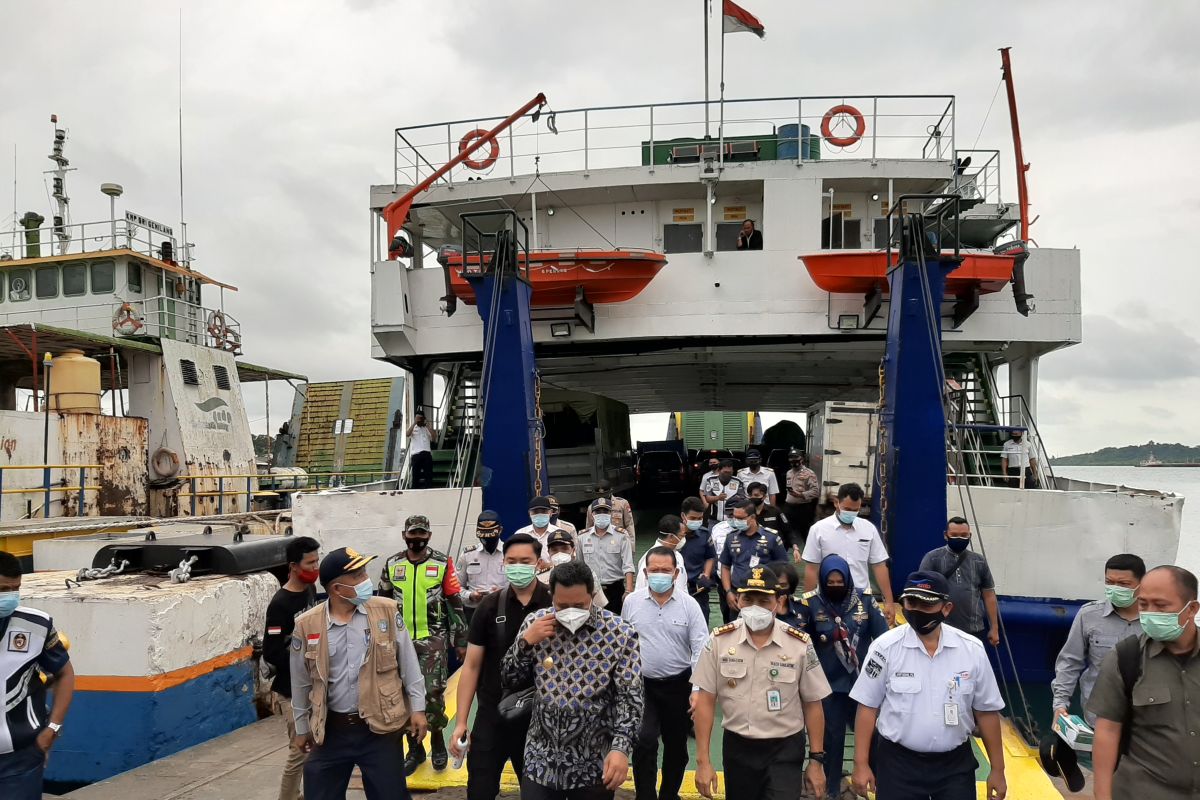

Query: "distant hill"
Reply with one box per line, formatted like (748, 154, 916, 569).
(1052, 441, 1200, 466)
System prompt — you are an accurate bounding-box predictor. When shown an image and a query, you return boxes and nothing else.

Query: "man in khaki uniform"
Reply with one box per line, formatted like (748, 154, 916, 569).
(587, 480, 637, 545)
(692, 565, 831, 800)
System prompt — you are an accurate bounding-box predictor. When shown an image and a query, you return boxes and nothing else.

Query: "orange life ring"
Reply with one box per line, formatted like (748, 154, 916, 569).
(112, 303, 144, 336)
(458, 129, 499, 170)
(207, 310, 228, 347)
(821, 104, 866, 148)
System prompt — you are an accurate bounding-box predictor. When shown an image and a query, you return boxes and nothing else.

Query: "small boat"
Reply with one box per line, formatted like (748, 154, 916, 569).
(798, 249, 1017, 294)
(446, 249, 667, 306)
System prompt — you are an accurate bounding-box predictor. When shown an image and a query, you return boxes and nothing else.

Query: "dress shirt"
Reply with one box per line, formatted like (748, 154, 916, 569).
(621, 587, 709, 679)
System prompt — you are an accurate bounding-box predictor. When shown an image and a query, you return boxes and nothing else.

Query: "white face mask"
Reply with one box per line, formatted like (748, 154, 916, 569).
(549, 552, 573, 566)
(555, 607, 591, 633)
(739, 604, 775, 632)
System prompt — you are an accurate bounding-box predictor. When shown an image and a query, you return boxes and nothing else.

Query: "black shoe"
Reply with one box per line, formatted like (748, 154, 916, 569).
(430, 731, 448, 770)
(404, 738, 426, 776)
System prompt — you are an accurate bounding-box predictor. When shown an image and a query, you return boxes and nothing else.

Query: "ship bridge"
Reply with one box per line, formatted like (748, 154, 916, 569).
(369, 93, 1079, 418)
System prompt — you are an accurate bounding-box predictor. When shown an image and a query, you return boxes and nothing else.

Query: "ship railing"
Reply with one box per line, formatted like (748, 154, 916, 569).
(178, 470, 405, 516)
(392, 94, 957, 190)
(0, 217, 186, 266)
(951, 149, 1003, 205)
(0, 463, 102, 521)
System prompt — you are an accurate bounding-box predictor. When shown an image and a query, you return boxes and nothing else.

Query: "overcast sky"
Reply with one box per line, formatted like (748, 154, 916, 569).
(2, 1, 1197, 456)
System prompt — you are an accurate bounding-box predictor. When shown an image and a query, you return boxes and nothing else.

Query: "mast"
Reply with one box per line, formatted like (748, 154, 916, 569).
(47, 114, 71, 255)
(999, 47, 1030, 242)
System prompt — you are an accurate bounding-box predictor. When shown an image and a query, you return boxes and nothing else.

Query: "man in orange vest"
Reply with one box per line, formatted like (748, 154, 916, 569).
(290, 547, 428, 800)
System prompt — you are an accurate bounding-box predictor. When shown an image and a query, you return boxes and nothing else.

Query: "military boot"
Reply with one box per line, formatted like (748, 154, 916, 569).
(430, 730, 448, 770)
(404, 736, 426, 776)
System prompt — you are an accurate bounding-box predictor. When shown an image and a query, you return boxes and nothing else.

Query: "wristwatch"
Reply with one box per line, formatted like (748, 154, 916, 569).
(808, 751, 826, 764)
(47, 722, 63, 736)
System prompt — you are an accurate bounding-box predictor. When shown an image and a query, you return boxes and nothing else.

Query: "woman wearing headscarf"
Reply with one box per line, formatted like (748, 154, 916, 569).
(796, 554, 889, 799)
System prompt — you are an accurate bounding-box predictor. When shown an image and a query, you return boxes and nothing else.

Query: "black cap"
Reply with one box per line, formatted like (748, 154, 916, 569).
(476, 510, 501, 536)
(736, 565, 779, 595)
(747, 449, 762, 459)
(1038, 733, 1085, 792)
(788, 447, 803, 458)
(900, 571, 951, 603)
(546, 529, 574, 547)
(528, 496, 552, 511)
(319, 547, 377, 588)
(591, 497, 613, 512)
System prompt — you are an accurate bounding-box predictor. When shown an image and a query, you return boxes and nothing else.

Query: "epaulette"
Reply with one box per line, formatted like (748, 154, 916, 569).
(714, 622, 739, 636)
(429, 548, 450, 561)
(463, 544, 478, 552)
(800, 588, 819, 601)
(762, 526, 778, 535)
(783, 624, 811, 643)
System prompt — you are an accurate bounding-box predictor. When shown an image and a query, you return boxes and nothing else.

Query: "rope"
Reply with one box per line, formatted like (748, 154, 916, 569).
(535, 176, 617, 249)
(969, 78, 1005, 154)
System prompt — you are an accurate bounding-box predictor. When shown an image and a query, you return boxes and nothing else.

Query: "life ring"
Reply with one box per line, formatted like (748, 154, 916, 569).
(152, 447, 180, 478)
(223, 326, 242, 353)
(458, 129, 499, 171)
(821, 104, 866, 148)
(207, 310, 229, 348)
(112, 303, 144, 336)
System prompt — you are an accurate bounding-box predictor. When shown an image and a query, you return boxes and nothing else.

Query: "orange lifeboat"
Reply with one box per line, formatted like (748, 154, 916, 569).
(798, 250, 1016, 295)
(446, 249, 668, 306)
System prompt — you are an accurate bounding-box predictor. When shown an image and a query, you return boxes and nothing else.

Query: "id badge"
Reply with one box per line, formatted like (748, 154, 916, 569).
(943, 703, 959, 726)
(766, 689, 782, 712)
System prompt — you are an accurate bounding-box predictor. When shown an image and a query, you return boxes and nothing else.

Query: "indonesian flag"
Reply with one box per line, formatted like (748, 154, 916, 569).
(722, 0, 765, 38)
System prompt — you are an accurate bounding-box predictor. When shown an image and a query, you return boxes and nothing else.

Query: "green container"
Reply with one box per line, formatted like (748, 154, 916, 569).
(808, 136, 821, 161)
(640, 134, 779, 167)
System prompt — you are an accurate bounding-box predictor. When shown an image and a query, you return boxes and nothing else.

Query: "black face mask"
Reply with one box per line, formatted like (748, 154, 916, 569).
(480, 537, 499, 553)
(751, 497, 765, 506)
(824, 585, 849, 604)
(790, 461, 802, 468)
(905, 608, 945, 635)
(747, 461, 761, 469)
(406, 538, 429, 553)
(719, 475, 731, 485)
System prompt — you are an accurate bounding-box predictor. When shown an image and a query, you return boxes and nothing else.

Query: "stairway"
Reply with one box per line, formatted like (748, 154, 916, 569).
(943, 352, 1005, 485)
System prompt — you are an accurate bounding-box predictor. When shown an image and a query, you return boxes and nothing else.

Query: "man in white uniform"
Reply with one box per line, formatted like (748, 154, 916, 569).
(634, 515, 689, 597)
(407, 410, 436, 489)
(1000, 429, 1038, 489)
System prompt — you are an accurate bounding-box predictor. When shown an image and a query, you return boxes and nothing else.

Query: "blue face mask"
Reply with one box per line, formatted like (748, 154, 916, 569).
(837, 509, 858, 526)
(594, 514, 612, 529)
(730, 518, 749, 531)
(686, 519, 703, 531)
(340, 579, 374, 606)
(531, 513, 551, 529)
(0, 591, 18, 618)
(647, 573, 675, 594)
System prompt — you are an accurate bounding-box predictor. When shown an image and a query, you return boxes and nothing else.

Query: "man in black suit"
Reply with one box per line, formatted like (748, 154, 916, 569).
(736, 219, 763, 250)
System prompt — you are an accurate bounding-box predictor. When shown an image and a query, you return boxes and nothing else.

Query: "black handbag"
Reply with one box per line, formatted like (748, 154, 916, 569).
(496, 587, 536, 724)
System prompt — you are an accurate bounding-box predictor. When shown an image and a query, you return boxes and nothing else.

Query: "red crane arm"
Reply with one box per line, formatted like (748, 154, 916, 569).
(999, 48, 1030, 242)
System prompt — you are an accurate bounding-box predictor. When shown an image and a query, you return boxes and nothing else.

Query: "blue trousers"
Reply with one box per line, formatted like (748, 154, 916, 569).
(821, 692, 856, 798)
(303, 718, 411, 800)
(0, 742, 44, 800)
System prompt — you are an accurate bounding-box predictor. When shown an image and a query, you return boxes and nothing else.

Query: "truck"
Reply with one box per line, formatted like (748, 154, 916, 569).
(805, 401, 877, 496)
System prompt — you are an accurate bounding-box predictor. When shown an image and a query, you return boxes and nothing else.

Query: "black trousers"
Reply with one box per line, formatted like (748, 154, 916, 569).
(1005, 465, 1036, 489)
(722, 728, 808, 800)
(871, 735, 976, 800)
(688, 585, 711, 624)
(467, 705, 528, 800)
(634, 671, 692, 800)
(602, 580, 626, 616)
(303, 717, 410, 800)
(412, 450, 434, 488)
(784, 501, 815, 549)
(521, 780, 614, 800)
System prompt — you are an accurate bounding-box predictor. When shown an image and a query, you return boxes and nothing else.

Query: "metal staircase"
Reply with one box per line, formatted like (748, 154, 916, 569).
(943, 352, 1004, 485)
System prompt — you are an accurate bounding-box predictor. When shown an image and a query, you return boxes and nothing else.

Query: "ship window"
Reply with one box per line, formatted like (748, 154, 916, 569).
(7, 269, 31, 301)
(36, 266, 59, 299)
(821, 215, 861, 249)
(716, 222, 744, 252)
(63, 263, 87, 296)
(127, 262, 143, 293)
(90, 260, 115, 294)
(180, 359, 200, 386)
(213, 364, 231, 391)
(663, 223, 703, 254)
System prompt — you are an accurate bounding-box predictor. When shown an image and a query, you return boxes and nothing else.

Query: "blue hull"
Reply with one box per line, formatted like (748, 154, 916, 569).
(994, 595, 1084, 684)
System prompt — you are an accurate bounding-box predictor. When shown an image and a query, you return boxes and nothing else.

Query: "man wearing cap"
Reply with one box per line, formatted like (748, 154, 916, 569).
(458, 511, 507, 623)
(693, 565, 832, 800)
(850, 571, 1007, 800)
(548, 496, 578, 537)
(784, 450, 819, 554)
(720, 500, 787, 619)
(380, 515, 468, 773)
(538, 530, 609, 609)
(291, 548, 428, 800)
(587, 480, 637, 547)
(516, 496, 567, 552)
(737, 450, 779, 506)
(579, 498, 636, 615)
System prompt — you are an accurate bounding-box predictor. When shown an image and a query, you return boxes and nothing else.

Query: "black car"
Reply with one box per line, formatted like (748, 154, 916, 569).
(636, 451, 688, 498)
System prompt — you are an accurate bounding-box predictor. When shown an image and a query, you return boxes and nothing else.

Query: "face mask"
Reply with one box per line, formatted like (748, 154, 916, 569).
(647, 573, 675, 594)
(297, 568, 320, 585)
(480, 537, 499, 553)
(549, 552, 573, 566)
(751, 497, 765, 506)
(747, 461, 761, 469)
(550, 514, 560, 524)
(730, 518, 749, 532)
(338, 579, 374, 606)
(905, 608, 945, 635)
(1141, 602, 1196, 642)
(946, 537, 970, 554)
(531, 513, 551, 529)
(406, 537, 429, 553)
(719, 475, 731, 485)
(824, 585, 849, 604)
(740, 604, 775, 632)
(0, 591, 18, 618)
(505, 563, 537, 588)
(555, 607, 591, 633)
(1105, 584, 1137, 609)
(674, 536, 687, 550)
(594, 514, 611, 529)
(837, 509, 858, 526)
(686, 519, 704, 531)
(790, 461, 801, 468)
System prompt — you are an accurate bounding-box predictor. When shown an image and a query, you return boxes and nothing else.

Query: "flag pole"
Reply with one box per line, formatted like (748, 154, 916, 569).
(704, 0, 710, 138)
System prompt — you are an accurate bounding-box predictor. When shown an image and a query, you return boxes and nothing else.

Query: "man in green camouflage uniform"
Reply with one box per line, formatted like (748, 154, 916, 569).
(380, 514, 468, 774)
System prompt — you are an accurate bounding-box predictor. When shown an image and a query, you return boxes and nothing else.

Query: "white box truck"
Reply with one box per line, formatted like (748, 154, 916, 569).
(805, 401, 877, 496)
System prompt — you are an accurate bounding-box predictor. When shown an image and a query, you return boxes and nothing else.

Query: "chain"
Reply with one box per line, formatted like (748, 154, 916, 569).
(876, 364, 889, 539)
(533, 371, 545, 496)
